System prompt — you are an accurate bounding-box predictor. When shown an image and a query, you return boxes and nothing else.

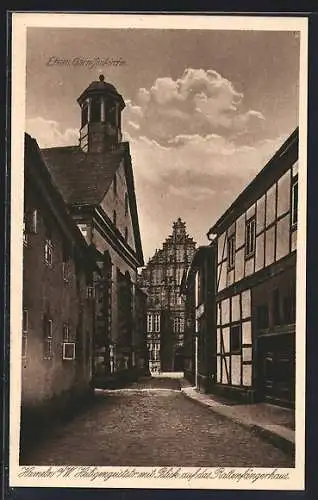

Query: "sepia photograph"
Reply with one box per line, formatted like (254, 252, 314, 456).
(9, 13, 307, 490)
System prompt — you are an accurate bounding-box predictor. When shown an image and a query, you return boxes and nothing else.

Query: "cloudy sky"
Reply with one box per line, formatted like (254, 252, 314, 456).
(25, 26, 300, 263)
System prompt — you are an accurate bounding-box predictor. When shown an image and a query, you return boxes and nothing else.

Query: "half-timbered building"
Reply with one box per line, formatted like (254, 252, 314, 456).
(181, 245, 216, 392)
(207, 128, 298, 407)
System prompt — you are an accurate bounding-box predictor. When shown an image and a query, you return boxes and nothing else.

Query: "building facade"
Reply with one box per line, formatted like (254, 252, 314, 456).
(207, 128, 298, 407)
(40, 75, 147, 384)
(181, 245, 216, 392)
(139, 218, 196, 372)
(22, 133, 97, 444)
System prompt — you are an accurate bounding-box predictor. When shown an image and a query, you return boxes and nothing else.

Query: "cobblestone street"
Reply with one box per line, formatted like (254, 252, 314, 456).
(21, 378, 293, 468)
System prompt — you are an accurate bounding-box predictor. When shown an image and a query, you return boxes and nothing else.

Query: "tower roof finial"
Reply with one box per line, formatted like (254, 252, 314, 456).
(99, 74, 105, 82)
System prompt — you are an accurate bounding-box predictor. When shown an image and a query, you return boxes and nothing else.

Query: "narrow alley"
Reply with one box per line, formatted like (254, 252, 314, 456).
(21, 377, 293, 468)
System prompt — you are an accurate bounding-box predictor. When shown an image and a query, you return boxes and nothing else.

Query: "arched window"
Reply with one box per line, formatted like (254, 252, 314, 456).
(113, 210, 117, 226)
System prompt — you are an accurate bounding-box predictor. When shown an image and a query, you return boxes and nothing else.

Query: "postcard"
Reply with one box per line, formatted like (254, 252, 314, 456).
(9, 12, 308, 490)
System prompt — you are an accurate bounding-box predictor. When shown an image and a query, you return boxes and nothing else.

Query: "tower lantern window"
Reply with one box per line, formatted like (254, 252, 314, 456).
(107, 103, 117, 127)
(90, 97, 101, 123)
(81, 104, 88, 127)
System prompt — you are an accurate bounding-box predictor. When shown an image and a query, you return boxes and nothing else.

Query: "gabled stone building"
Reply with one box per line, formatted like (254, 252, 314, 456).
(139, 218, 196, 372)
(40, 75, 146, 383)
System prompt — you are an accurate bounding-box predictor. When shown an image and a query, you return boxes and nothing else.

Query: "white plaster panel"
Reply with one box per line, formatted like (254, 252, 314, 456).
(242, 364, 252, 387)
(235, 247, 244, 283)
(231, 355, 241, 386)
(276, 215, 290, 261)
(231, 294, 240, 322)
(242, 320, 252, 344)
(241, 290, 251, 319)
(265, 226, 275, 267)
(255, 232, 265, 272)
(277, 170, 291, 217)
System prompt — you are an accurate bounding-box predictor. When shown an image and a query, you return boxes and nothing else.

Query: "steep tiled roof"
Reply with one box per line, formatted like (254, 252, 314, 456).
(41, 144, 126, 205)
(40, 141, 144, 266)
(25, 133, 100, 274)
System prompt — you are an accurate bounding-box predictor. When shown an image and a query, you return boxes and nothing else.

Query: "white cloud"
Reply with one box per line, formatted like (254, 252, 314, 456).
(129, 131, 287, 187)
(122, 68, 264, 143)
(26, 117, 78, 148)
(169, 185, 216, 201)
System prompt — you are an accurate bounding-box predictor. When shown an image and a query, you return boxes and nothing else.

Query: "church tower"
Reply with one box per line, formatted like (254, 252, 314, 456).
(77, 74, 125, 153)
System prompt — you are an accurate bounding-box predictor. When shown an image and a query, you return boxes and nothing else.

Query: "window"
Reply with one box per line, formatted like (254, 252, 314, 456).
(292, 177, 298, 228)
(108, 104, 117, 127)
(195, 270, 201, 307)
(44, 239, 53, 265)
(44, 224, 53, 266)
(43, 316, 53, 359)
(124, 227, 128, 241)
(174, 317, 185, 333)
(227, 235, 235, 270)
(272, 289, 281, 325)
(63, 324, 70, 342)
(256, 305, 269, 329)
(24, 209, 38, 245)
(90, 97, 101, 123)
(230, 324, 241, 352)
(87, 286, 95, 299)
(113, 210, 117, 226)
(176, 268, 183, 286)
(176, 248, 183, 262)
(30, 209, 38, 233)
(147, 314, 153, 333)
(245, 217, 256, 258)
(63, 342, 76, 361)
(113, 174, 117, 196)
(62, 262, 70, 282)
(125, 193, 129, 216)
(153, 313, 160, 333)
(62, 242, 71, 282)
(81, 103, 88, 127)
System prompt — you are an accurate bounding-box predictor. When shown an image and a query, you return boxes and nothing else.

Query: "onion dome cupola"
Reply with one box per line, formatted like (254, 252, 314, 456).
(77, 74, 126, 153)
